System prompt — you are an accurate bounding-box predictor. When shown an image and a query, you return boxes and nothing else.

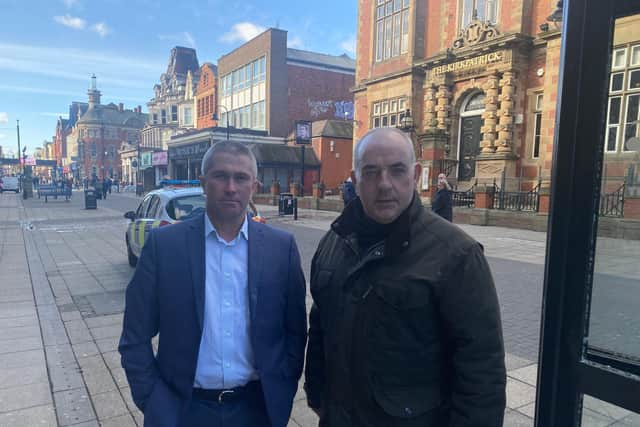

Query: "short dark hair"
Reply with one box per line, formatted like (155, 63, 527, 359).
(200, 141, 258, 177)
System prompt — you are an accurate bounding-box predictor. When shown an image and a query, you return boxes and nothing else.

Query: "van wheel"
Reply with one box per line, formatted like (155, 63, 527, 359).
(127, 240, 138, 267)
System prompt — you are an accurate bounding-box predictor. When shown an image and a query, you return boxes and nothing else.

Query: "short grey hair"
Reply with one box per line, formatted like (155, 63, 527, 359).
(354, 127, 416, 179)
(200, 141, 258, 178)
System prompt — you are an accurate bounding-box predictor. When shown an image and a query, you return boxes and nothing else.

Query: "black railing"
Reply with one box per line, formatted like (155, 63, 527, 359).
(493, 184, 540, 212)
(599, 182, 625, 217)
(452, 186, 475, 208)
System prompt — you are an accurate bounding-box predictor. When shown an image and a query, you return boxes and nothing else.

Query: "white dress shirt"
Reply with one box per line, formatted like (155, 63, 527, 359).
(194, 214, 258, 389)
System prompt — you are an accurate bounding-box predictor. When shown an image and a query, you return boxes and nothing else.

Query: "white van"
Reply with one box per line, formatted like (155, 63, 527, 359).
(0, 176, 20, 193)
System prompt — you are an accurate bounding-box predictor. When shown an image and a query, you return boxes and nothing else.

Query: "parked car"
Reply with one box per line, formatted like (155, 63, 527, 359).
(123, 186, 265, 267)
(0, 176, 20, 193)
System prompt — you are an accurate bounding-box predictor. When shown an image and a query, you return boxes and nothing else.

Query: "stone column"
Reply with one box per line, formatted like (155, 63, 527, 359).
(423, 84, 438, 130)
(481, 72, 500, 153)
(435, 84, 452, 131)
(497, 70, 516, 153)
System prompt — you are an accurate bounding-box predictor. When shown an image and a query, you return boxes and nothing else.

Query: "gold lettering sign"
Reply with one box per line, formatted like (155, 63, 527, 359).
(433, 52, 504, 75)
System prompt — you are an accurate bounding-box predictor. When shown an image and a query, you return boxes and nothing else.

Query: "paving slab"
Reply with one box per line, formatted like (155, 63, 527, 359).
(0, 404, 57, 427)
(53, 388, 96, 426)
(0, 382, 52, 413)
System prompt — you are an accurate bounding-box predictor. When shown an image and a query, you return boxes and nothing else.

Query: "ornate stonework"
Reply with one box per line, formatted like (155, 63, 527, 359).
(497, 70, 516, 153)
(435, 84, 452, 131)
(423, 84, 437, 130)
(453, 18, 501, 50)
(480, 72, 500, 153)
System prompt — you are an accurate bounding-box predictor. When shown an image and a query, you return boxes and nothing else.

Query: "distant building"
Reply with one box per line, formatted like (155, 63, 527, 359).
(55, 101, 88, 170)
(195, 63, 218, 129)
(217, 28, 355, 138)
(62, 75, 147, 180)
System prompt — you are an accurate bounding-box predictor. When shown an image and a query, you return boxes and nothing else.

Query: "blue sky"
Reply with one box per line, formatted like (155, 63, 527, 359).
(0, 0, 357, 157)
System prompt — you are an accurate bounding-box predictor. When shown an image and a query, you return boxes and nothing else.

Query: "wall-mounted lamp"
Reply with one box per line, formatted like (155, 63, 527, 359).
(399, 109, 415, 132)
(546, 0, 563, 30)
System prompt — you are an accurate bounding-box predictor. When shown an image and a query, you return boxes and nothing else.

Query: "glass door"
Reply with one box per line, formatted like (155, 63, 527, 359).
(536, 0, 640, 425)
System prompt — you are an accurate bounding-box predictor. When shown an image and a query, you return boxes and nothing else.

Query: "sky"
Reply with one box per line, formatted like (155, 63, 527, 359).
(0, 0, 358, 157)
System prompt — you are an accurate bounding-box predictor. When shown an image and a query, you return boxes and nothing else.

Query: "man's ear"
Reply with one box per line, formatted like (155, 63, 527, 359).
(350, 170, 357, 186)
(199, 175, 206, 193)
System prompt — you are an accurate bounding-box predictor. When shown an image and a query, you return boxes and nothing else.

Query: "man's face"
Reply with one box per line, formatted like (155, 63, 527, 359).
(353, 134, 420, 224)
(200, 152, 257, 223)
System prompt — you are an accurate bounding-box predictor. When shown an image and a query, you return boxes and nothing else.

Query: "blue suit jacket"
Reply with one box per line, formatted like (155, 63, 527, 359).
(119, 214, 307, 427)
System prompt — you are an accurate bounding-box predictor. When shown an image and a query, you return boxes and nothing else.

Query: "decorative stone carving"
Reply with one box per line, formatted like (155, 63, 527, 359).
(480, 72, 500, 153)
(424, 85, 437, 130)
(436, 84, 452, 131)
(452, 14, 501, 50)
(496, 70, 516, 153)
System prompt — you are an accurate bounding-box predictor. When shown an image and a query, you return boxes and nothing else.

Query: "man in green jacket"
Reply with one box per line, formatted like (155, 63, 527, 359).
(304, 127, 506, 426)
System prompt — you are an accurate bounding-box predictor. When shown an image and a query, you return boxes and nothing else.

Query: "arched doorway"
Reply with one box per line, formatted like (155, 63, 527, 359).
(457, 92, 485, 181)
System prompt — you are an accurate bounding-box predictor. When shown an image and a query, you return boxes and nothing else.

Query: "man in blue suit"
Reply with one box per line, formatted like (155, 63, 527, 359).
(119, 141, 307, 427)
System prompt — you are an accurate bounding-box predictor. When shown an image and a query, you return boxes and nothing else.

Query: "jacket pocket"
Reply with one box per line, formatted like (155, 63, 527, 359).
(373, 280, 431, 311)
(371, 381, 442, 419)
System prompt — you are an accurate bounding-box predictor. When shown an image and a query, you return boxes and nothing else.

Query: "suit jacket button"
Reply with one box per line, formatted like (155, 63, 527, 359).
(404, 407, 413, 416)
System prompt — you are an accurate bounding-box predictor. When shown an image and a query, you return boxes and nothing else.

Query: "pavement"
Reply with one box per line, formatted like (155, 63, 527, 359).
(0, 190, 638, 426)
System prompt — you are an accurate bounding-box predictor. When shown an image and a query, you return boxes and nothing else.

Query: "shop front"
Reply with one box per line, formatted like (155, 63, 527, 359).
(168, 140, 209, 180)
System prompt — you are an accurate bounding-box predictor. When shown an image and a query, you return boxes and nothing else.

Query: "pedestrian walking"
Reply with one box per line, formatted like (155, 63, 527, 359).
(304, 127, 506, 427)
(119, 141, 307, 427)
(101, 179, 108, 200)
(341, 177, 356, 206)
(431, 172, 453, 222)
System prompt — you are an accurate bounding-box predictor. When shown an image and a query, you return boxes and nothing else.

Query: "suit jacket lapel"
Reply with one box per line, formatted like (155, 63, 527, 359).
(187, 214, 205, 332)
(247, 220, 264, 326)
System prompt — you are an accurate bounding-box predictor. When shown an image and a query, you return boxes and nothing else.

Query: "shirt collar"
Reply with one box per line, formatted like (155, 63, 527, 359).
(204, 212, 249, 242)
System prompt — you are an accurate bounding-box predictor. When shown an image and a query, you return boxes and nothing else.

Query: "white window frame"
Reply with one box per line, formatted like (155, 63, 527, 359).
(532, 93, 543, 159)
(612, 47, 627, 70)
(375, 0, 410, 63)
(622, 94, 640, 152)
(461, 0, 499, 29)
(605, 96, 622, 153)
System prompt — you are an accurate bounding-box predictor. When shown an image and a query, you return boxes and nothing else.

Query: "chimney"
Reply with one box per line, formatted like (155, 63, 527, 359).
(118, 103, 124, 112)
(137, 105, 142, 114)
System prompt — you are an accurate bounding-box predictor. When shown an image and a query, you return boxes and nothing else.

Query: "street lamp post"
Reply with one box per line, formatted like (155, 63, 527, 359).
(212, 105, 230, 141)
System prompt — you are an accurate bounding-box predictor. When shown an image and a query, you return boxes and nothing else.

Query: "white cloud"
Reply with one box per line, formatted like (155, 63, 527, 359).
(0, 43, 163, 90)
(53, 14, 86, 30)
(0, 112, 8, 123)
(63, 0, 79, 7)
(0, 134, 6, 140)
(287, 36, 304, 49)
(220, 22, 266, 43)
(158, 32, 196, 48)
(340, 35, 356, 55)
(91, 22, 111, 38)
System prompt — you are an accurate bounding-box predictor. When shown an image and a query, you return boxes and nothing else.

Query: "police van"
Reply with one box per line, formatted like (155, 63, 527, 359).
(124, 186, 205, 267)
(124, 182, 265, 267)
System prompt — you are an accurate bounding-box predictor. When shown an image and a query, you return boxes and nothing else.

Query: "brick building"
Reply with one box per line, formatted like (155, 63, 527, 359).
(354, 1, 640, 199)
(218, 28, 356, 138)
(55, 101, 88, 169)
(195, 63, 218, 129)
(64, 75, 147, 181)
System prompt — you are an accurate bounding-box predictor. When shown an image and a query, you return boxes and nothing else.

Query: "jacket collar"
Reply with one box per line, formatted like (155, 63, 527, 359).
(331, 192, 422, 257)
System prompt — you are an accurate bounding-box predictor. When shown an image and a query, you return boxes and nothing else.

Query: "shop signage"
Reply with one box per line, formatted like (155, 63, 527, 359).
(168, 141, 210, 160)
(152, 151, 168, 166)
(140, 152, 153, 170)
(433, 51, 504, 75)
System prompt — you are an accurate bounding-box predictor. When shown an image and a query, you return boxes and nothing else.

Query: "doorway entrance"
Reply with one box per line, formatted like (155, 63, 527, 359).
(457, 92, 485, 181)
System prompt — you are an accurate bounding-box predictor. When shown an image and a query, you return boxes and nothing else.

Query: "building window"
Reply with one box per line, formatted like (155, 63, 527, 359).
(152, 113, 158, 125)
(171, 105, 178, 122)
(532, 94, 543, 159)
(604, 43, 640, 152)
(375, 0, 410, 62)
(461, 0, 498, 28)
(161, 110, 167, 124)
(184, 107, 192, 126)
(372, 97, 407, 128)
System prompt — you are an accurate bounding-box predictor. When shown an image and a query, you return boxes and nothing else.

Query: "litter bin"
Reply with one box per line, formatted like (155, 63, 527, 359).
(279, 192, 295, 215)
(84, 189, 97, 210)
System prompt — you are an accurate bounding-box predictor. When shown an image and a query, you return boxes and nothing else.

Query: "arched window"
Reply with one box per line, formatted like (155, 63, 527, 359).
(464, 92, 486, 112)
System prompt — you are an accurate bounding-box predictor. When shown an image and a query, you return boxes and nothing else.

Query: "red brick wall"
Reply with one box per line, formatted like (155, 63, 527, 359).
(356, 0, 373, 82)
(196, 64, 218, 129)
(287, 64, 355, 131)
(312, 135, 354, 190)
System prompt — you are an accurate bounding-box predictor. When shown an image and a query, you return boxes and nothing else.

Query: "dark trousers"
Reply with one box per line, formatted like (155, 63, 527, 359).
(180, 381, 271, 427)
